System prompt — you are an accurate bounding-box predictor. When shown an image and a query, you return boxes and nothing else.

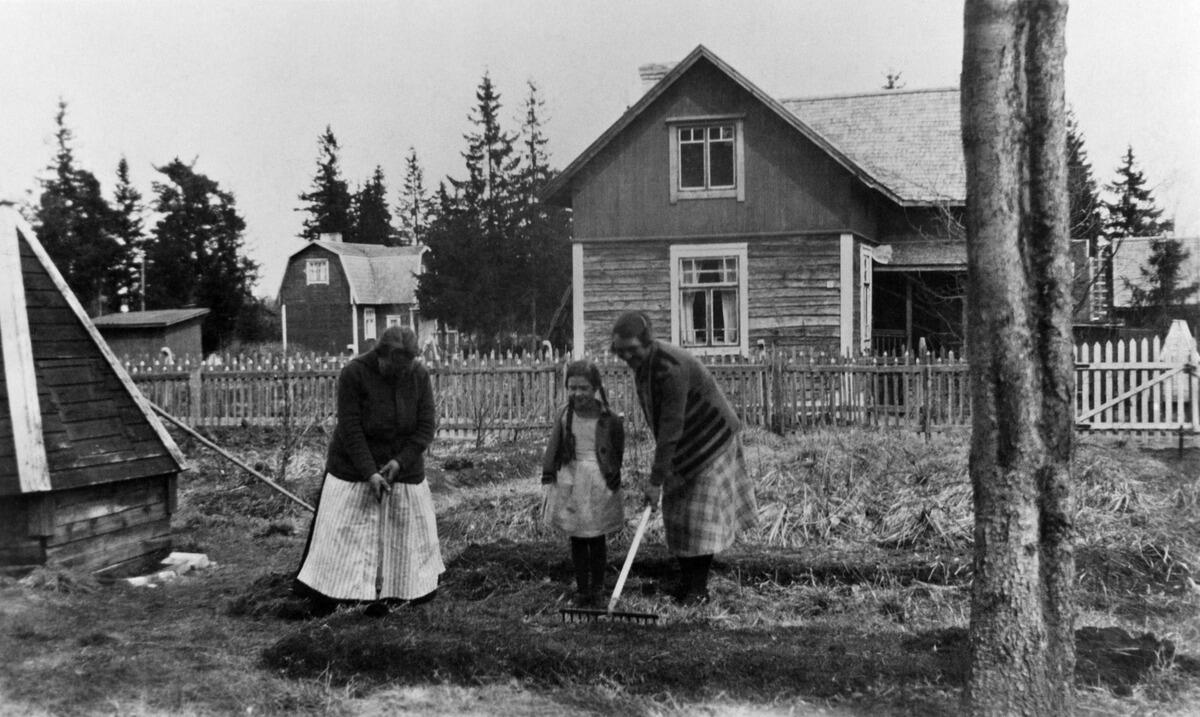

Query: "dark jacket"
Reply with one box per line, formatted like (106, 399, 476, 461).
(541, 404, 625, 489)
(634, 341, 740, 486)
(324, 353, 436, 484)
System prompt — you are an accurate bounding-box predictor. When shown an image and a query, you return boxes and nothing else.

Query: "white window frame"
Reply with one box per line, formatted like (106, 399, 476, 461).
(668, 116, 745, 203)
(363, 307, 376, 341)
(669, 243, 749, 356)
(859, 246, 874, 353)
(385, 314, 405, 329)
(305, 258, 329, 285)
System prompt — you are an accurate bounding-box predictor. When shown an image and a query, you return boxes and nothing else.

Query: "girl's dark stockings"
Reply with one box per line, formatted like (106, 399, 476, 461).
(569, 535, 608, 601)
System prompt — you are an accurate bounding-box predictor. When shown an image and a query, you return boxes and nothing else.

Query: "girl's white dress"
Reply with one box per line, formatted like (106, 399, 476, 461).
(543, 415, 624, 537)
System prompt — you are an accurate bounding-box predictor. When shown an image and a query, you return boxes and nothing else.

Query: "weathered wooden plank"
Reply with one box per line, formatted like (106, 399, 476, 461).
(45, 518, 172, 571)
(49, 457, 180, 492)
(52, 476, 162, 522)
(48, 501, 169, 547)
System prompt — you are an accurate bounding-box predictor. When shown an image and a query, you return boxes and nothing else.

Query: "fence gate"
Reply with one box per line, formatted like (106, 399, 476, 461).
(1074, 328, 1200, 436)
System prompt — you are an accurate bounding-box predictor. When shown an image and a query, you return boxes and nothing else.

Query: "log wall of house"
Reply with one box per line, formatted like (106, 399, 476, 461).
(747, 235, 843, 351)
(581, 235, 848, 355)
(581, 242, 672, 353)
(280, 246, 352, 355)
(570, 59, 878, 242)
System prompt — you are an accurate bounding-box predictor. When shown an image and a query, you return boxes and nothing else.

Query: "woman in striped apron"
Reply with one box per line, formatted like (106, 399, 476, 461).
(292, 326, 443, 616)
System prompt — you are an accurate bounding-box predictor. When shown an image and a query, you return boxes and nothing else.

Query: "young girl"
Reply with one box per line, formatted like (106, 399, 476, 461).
(541, 360, 625, 607)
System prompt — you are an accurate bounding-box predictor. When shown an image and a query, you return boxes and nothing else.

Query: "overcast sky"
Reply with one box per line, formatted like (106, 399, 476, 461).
(3, 0, 1198, 297)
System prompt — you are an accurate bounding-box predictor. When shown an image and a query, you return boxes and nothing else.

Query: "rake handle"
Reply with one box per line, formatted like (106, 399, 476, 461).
(608, 505, 652, 615)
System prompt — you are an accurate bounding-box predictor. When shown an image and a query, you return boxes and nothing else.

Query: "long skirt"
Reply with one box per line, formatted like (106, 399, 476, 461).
(662, 436, 758, 557)
(543, 458, 624, 538)
(296, 474, 444, 601)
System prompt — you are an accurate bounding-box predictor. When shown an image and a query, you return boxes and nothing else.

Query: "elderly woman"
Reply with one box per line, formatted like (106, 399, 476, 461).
(292, 326, 443, 616)
(610, 311, 757, 605)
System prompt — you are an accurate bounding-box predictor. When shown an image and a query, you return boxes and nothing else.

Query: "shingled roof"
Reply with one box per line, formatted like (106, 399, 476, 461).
(782, 88, 964, 204)
(543, 45, 964, 208)
(294, 241, 425, 305)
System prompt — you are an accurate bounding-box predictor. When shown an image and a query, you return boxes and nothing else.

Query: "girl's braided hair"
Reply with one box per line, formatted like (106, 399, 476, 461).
(560, 360, 610, 463)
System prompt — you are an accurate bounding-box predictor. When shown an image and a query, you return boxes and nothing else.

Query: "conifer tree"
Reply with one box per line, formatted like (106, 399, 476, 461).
(397, 147, 429, 245)
(1127, 238, 1199, 330)
(513, 80, 572, 344)
(1104, 145, 1174, 238)
(1066, 112, 1103, 245)
(297, 126, 354, 241)
(148, 158, 259, 351)
(33, 100, 125, 316)
(112, 157, 146, 310)
(351, 166, 393, 245)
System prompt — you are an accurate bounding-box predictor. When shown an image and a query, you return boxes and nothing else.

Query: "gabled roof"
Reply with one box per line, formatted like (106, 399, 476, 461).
(288, 241, 425, 305)
(0, 205, 185, 496)
(543, 45, 964, 208)
(92, 308, 210, 329)
(781, 88, 963, 204)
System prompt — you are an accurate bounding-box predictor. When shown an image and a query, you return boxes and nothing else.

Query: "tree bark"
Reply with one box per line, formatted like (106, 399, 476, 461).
(961, 1, 1074, 714)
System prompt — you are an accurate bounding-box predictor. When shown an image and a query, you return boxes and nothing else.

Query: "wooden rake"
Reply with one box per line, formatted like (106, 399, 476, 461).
(560, 505, 659, 625)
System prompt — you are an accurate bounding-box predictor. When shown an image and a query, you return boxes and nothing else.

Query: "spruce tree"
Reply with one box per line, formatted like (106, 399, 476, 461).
(397, 147, 429, 245)
(1066, 112, 1103, 245)
(1128, 238, 1199, 324)
(1066, 112, 1105, 319)
(513, 80, 572, 344)
(297, 126, 354, 242)
(1104, 145, 1174, 238)
(112, 157, 146, 310)
(34, 101, 125, 316)
(351, 166, 393, 245)
(148, 158, 259, 352)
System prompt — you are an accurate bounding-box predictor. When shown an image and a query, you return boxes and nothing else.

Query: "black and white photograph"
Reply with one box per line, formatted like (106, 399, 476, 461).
(1, 1, 1199, 714)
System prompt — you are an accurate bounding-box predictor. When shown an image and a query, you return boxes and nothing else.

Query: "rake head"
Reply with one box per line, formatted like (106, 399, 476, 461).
(559, 607, 659, 625)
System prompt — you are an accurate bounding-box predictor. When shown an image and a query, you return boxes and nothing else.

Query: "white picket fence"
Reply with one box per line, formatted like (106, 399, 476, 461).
(1074, 321, 1200, 436)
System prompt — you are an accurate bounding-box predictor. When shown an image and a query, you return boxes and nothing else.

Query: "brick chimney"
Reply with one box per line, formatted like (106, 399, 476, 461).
(638, 62, 675, 93)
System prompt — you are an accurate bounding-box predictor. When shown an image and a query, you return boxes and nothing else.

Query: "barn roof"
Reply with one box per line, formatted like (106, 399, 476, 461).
(0, 205, 185, 496)
(289, 241, 425, 305)
(92, 308, 210, 329)
(543, 45, 964, 208)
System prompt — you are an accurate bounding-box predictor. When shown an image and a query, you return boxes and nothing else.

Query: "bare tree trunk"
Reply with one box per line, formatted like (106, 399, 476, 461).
(961, 1, 1074, 714)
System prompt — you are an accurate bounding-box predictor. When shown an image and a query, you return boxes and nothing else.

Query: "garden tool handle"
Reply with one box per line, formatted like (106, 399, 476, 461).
(608, 505, 652, 614)
(375, 496, 388, 599)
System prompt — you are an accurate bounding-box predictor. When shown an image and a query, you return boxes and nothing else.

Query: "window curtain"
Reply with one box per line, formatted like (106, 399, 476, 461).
(680, 290, 696, 344)
(718, 289, 737, 344)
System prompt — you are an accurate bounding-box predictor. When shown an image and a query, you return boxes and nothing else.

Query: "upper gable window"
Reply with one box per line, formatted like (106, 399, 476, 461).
(305, 258, 329, 285)
(668, 117, 745, 203)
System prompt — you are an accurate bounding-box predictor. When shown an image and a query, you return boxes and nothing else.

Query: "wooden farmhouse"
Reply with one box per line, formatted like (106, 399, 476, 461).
(278, 237, 437, 355)
(92, 307, 210, 360)
(0, 205, 186, 573)
(544, 45, 973, 357)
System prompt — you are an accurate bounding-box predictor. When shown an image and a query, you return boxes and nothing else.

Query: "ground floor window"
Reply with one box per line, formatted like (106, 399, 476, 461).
(670, 243, 749, 354)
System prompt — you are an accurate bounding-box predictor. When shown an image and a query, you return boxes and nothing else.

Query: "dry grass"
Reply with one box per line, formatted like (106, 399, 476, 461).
(3, 426, 1200, 715)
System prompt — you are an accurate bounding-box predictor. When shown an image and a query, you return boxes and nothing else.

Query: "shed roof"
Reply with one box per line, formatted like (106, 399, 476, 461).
(543, 45, 964, 208)
(290, 241, 425, 305)
(0, 206, 185, 496)
(92, 308, 210, 329)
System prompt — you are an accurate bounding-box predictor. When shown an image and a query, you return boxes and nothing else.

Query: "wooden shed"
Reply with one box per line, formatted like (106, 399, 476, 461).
(92, 308, 210, 361)
(0, 206, 186, 574)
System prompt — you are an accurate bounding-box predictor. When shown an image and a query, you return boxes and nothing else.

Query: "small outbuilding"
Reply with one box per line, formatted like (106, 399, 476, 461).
(0, 206, 186, 573)
(92, 307, 210, 361)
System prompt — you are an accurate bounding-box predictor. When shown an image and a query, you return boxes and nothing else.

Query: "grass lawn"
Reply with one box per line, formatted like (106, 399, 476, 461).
(2, 426, 1200, 715)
